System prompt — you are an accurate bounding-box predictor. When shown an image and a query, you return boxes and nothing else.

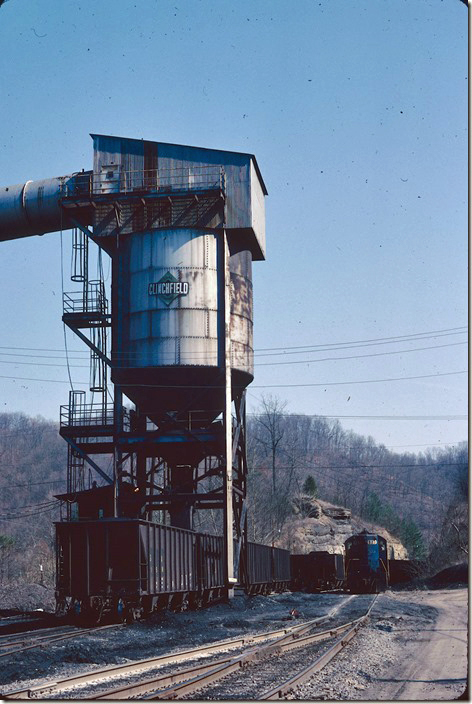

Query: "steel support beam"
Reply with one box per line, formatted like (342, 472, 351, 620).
(218, 230, 236, 589)
(113, 385, 123, 517)
(62, 436, 113, 485)
(62, 319, 111, 366)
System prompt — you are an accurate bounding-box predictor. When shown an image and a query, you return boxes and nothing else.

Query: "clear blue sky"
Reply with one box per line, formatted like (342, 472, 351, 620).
(0, 0, 467, 451)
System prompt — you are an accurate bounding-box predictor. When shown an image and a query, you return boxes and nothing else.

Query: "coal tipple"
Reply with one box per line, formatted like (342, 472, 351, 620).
(0, 135, 285, 622)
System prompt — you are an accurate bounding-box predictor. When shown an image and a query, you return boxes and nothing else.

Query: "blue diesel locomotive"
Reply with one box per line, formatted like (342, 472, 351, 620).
(344, 531, 389, 593)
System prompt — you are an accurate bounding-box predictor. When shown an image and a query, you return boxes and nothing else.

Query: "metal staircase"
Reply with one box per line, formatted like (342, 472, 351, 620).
(61, 229, 113, 496)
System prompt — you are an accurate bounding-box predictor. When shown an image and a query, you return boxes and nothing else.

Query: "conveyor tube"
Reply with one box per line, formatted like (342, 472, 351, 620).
(0, 172, 92, 241)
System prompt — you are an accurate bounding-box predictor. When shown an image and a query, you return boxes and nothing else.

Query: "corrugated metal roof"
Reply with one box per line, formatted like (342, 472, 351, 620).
(89, 133, 268, 195)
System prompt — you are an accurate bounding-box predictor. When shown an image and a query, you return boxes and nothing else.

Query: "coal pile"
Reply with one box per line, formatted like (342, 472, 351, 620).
(426, 563, 468, 588)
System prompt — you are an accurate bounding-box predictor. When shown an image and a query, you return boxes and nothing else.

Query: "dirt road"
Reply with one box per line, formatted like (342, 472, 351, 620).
(364, 588, 468, 700)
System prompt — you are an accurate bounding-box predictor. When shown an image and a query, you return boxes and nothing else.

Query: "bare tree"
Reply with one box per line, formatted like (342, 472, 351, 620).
(255, 395, 287, 496)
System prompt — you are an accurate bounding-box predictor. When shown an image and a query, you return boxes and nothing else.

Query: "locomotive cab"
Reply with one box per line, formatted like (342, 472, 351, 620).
(344, 532, 389, 593)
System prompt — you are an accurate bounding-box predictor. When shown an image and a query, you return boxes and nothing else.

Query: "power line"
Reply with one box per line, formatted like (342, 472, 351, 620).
(0, 360, 89, 368)
(0, 326, 466, 358)
(0, 504, 61, 520)
(300, 467, 445, 503)
(250, 462, 466, 470)
(0, 347, 87, 354)
(0, 417, 467, 443)
(0, 369, 467, 388)
(250, 464, 445, 506)
(0, 428, 59, 438)
(0, 375, 86, 385)
(0, 478, 65, 488)
(247, 413, 467, 420)
(0, 339, 465, 369)
(254, 341, 466, 367)
(255, 326, 468, 353)
(0, 499, 58, 511)
(252, 370, 467, 389)
(0, 352, 89, 359)
(383, 441, 466, 449)
(255, 330, 468, 358)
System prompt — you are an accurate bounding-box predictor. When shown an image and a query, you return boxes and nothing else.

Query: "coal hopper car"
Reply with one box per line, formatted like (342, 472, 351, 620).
(55, 516, 291, 622)
(290, 551, 345, 592)
(243, 542, 291, 595)
(55, 484, 291, 622)
(55, 516, 226, 622)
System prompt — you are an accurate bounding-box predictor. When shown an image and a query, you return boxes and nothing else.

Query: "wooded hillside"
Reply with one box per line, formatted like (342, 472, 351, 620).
(0, 405, 467, 591)
(245, 397, 468, 568)
(0, 413, 65, 587)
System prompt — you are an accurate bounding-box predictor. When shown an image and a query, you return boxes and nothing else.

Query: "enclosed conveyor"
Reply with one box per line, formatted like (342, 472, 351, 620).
(0, 172, 93, 241)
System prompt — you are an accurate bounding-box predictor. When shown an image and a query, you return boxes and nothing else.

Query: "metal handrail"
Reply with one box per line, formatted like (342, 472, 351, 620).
(61, 166, 225, 197)
(60, 404, 114, 428)
(60, 404, 132, 431)
(63, 288, 108, 315)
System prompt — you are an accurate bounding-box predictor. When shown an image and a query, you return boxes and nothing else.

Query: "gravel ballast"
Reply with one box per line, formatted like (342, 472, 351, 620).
(1, 588, 465, 700)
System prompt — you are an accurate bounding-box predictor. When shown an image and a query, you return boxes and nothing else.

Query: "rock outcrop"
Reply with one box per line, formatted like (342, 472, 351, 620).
(280, 495, 408, 559)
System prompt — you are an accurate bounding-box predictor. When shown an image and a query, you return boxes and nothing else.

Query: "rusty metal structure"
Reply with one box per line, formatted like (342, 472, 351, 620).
(0, 134, 267, 609)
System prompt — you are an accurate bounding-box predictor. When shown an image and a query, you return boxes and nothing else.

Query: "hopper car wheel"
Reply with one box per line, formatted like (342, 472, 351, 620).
(55, 597, 67, 619)
(125, 608, 135, 624)
(126, 605, 143, 623)
(116, 598, 127, 623)
(142, 597, 155, 618)
(70, 600, 83, 625)
(70, 600, 99, 626)
(188, 593, 203, 610)
(170, 594, 186, 612)
(84, 606, 104, 626)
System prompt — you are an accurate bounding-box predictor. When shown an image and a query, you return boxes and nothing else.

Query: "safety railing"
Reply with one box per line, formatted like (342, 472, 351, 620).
(60, 403, 114, 428)
(63, 281, 108, 315)
(60, 166, 225, 197)
(60, 397, 131, 431)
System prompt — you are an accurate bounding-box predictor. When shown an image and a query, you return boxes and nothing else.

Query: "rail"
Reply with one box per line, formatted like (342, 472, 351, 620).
(260, 594, 379, 700)
(96, 597, 374, 700)
(60, 404, 114, 428)
(61, 166, 225, 198)
(63, 282, 108, 316)
(1, 607, 341, 700)
(0, 623, 122, 659)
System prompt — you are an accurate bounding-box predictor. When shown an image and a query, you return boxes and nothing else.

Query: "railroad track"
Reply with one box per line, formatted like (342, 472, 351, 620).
(0, 623, 123, 659)
(0, 623, 76, 645)
(115, 616, 367, 700)
(0, 615, 56, 638)
(2, 594, 373, 700)
(139, 597, 378, 701)
(154, 595, 378, 701)
(260, 595, 378, 700)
